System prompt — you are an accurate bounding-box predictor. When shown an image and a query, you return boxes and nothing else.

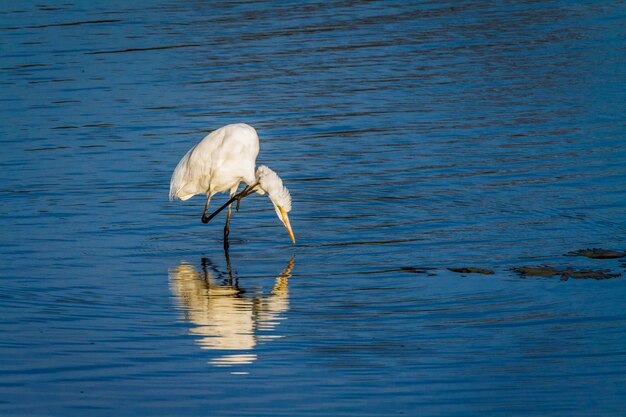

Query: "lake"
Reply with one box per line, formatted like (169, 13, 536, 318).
(1, 1, 626, 416)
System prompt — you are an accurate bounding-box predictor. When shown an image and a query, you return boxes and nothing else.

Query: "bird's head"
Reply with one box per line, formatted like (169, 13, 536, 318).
(255, 165, 295, 244)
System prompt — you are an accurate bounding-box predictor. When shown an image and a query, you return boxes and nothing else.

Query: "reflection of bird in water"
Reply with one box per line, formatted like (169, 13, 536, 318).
(169, 253, 295, 367)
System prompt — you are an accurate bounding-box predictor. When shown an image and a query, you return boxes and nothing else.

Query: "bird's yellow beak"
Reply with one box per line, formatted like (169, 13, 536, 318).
(278, 206, 296, 244)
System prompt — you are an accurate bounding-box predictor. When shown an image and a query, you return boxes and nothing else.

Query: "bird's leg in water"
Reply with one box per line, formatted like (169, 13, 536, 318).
(223, 187, 238, 250)
(224, 245, 234, 284)
(223, 203, 232, 251)
(201, 194, 212, 224)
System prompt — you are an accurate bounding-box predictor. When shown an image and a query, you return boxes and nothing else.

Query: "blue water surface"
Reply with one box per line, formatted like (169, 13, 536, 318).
(1, 1, 626, 416)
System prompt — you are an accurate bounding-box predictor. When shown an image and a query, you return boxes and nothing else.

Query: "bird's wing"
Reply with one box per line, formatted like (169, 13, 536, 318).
(211, 124, 260, 186)
(169, 129, 226, 201)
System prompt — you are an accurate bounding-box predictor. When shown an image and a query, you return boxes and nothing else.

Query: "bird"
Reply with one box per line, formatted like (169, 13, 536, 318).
(169, 123, 295, 246)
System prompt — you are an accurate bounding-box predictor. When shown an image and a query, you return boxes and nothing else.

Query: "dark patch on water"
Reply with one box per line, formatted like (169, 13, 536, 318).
(448, 267, 494, 275)
(564, 248, 626, 259)
(512, 266, 621, 280)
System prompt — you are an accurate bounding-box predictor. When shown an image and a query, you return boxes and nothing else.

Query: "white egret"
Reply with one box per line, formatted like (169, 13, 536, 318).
(169, 123, 295, 245)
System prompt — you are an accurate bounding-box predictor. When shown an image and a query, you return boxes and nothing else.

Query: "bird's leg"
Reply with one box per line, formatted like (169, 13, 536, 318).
(201, 194, 212, 224)
(234, 185, 249, 212)
(235, 183, 257, 211)
(223, 203, 232, 251)
(223, 187, 237, 250)
(203, 183, 259, 223)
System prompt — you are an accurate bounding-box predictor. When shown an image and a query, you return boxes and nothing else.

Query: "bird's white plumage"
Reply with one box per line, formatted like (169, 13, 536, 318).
(169, 123, 259, 201)
(169, 123, 295, 244)
(255, 165, 292, 212)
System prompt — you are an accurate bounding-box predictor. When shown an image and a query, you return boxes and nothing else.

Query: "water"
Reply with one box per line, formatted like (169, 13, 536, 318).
(1, 1, 626, 415)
